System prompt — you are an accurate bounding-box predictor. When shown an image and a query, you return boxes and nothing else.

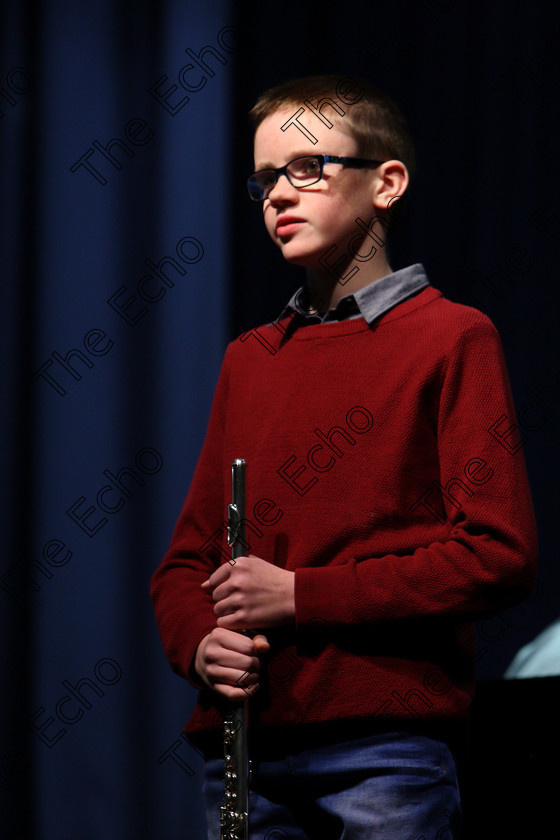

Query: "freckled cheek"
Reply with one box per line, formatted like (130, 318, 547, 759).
(314, 211, 346, 240)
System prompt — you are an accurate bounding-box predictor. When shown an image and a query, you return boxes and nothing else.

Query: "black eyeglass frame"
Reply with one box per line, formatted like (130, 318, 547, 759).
(247, 154, 386, 201)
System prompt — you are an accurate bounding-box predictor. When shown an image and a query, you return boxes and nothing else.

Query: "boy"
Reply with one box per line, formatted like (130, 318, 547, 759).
(151, 76, 538, 839)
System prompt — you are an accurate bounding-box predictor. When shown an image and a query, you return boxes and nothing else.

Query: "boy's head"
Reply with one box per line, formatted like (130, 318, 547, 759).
(248, 75, 415, 275)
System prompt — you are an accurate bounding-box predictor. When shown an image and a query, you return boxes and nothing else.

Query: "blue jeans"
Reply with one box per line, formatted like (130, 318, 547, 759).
(202, 730, 461, 839)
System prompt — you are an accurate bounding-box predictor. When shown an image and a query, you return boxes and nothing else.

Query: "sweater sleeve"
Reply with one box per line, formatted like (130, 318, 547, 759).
(294, 318, 538, 627)
(150, 347, 232, 686)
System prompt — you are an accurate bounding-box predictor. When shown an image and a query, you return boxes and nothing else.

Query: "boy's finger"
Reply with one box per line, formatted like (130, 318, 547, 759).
(252, 634, 271, 653)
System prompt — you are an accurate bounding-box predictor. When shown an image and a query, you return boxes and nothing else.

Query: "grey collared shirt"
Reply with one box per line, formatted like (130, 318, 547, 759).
(277, 263, 430, 326)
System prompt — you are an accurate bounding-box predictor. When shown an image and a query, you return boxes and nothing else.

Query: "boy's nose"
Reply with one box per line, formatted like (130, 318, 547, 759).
(267, 172, 299, 202)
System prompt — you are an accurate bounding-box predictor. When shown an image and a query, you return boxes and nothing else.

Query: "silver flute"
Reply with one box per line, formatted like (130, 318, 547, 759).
(220, 458, 250, 840)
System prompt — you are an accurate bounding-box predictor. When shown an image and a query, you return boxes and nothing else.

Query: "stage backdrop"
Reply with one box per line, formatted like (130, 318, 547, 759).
(1, 1, 558, 838)
(1, 1, 235, 837)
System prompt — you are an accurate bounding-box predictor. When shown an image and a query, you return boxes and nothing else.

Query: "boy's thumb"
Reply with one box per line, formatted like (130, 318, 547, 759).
(252, 633, 270, 651)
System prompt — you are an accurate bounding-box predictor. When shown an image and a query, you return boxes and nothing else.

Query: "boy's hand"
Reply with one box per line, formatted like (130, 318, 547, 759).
(201, 555, 295, 630)
(194, 627, 270, 699)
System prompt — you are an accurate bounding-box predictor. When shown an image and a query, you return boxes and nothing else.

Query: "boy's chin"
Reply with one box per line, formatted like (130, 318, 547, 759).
(282, 254, 315, 268)
(276, 243, 323, 268)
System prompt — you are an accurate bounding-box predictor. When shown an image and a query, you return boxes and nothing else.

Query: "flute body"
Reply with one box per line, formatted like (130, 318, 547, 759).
(220, 458, 250, 840)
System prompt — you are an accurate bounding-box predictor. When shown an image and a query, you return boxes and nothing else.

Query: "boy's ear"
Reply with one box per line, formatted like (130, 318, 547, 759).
(372, 160, 409, 212)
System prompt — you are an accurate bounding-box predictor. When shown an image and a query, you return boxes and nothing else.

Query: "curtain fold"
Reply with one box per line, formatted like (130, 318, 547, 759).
(1, 2, 233, 837)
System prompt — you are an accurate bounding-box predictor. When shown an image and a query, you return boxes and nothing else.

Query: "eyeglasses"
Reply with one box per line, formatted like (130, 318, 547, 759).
(247, 154, 385, 201)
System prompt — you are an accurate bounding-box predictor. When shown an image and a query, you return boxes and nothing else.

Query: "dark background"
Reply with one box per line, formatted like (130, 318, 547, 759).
(1, 0, 558, 837)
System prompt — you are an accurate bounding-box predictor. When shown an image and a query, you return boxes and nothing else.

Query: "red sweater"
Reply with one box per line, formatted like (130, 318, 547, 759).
(151, 286, 537, 748)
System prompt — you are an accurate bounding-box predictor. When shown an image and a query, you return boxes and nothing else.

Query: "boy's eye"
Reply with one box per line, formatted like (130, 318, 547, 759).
(292, 157, 320, 178)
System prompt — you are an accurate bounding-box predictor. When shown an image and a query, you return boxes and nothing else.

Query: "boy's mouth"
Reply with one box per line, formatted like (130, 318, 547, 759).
(276, 216, 306, 236)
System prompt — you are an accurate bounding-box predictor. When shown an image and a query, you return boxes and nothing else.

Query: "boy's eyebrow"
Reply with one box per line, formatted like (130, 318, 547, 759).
(254, 152, 319, 170)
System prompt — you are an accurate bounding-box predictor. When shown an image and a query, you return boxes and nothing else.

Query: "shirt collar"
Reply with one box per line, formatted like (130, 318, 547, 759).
(277, 263, 430, 327)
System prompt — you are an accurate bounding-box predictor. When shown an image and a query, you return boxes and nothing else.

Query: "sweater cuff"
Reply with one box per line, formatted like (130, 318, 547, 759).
(187, 652, 208, 690)
(179, 617, 218, 689)
(294, 565, 354, 627)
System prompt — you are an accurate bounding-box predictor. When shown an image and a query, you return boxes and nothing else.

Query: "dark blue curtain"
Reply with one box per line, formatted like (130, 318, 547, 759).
(1, 1, 234, 837)
(1, 1, 558, 838)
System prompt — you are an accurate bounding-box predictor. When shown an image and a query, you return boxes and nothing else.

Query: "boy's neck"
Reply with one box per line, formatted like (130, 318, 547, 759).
(306, 256, 394, 315)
